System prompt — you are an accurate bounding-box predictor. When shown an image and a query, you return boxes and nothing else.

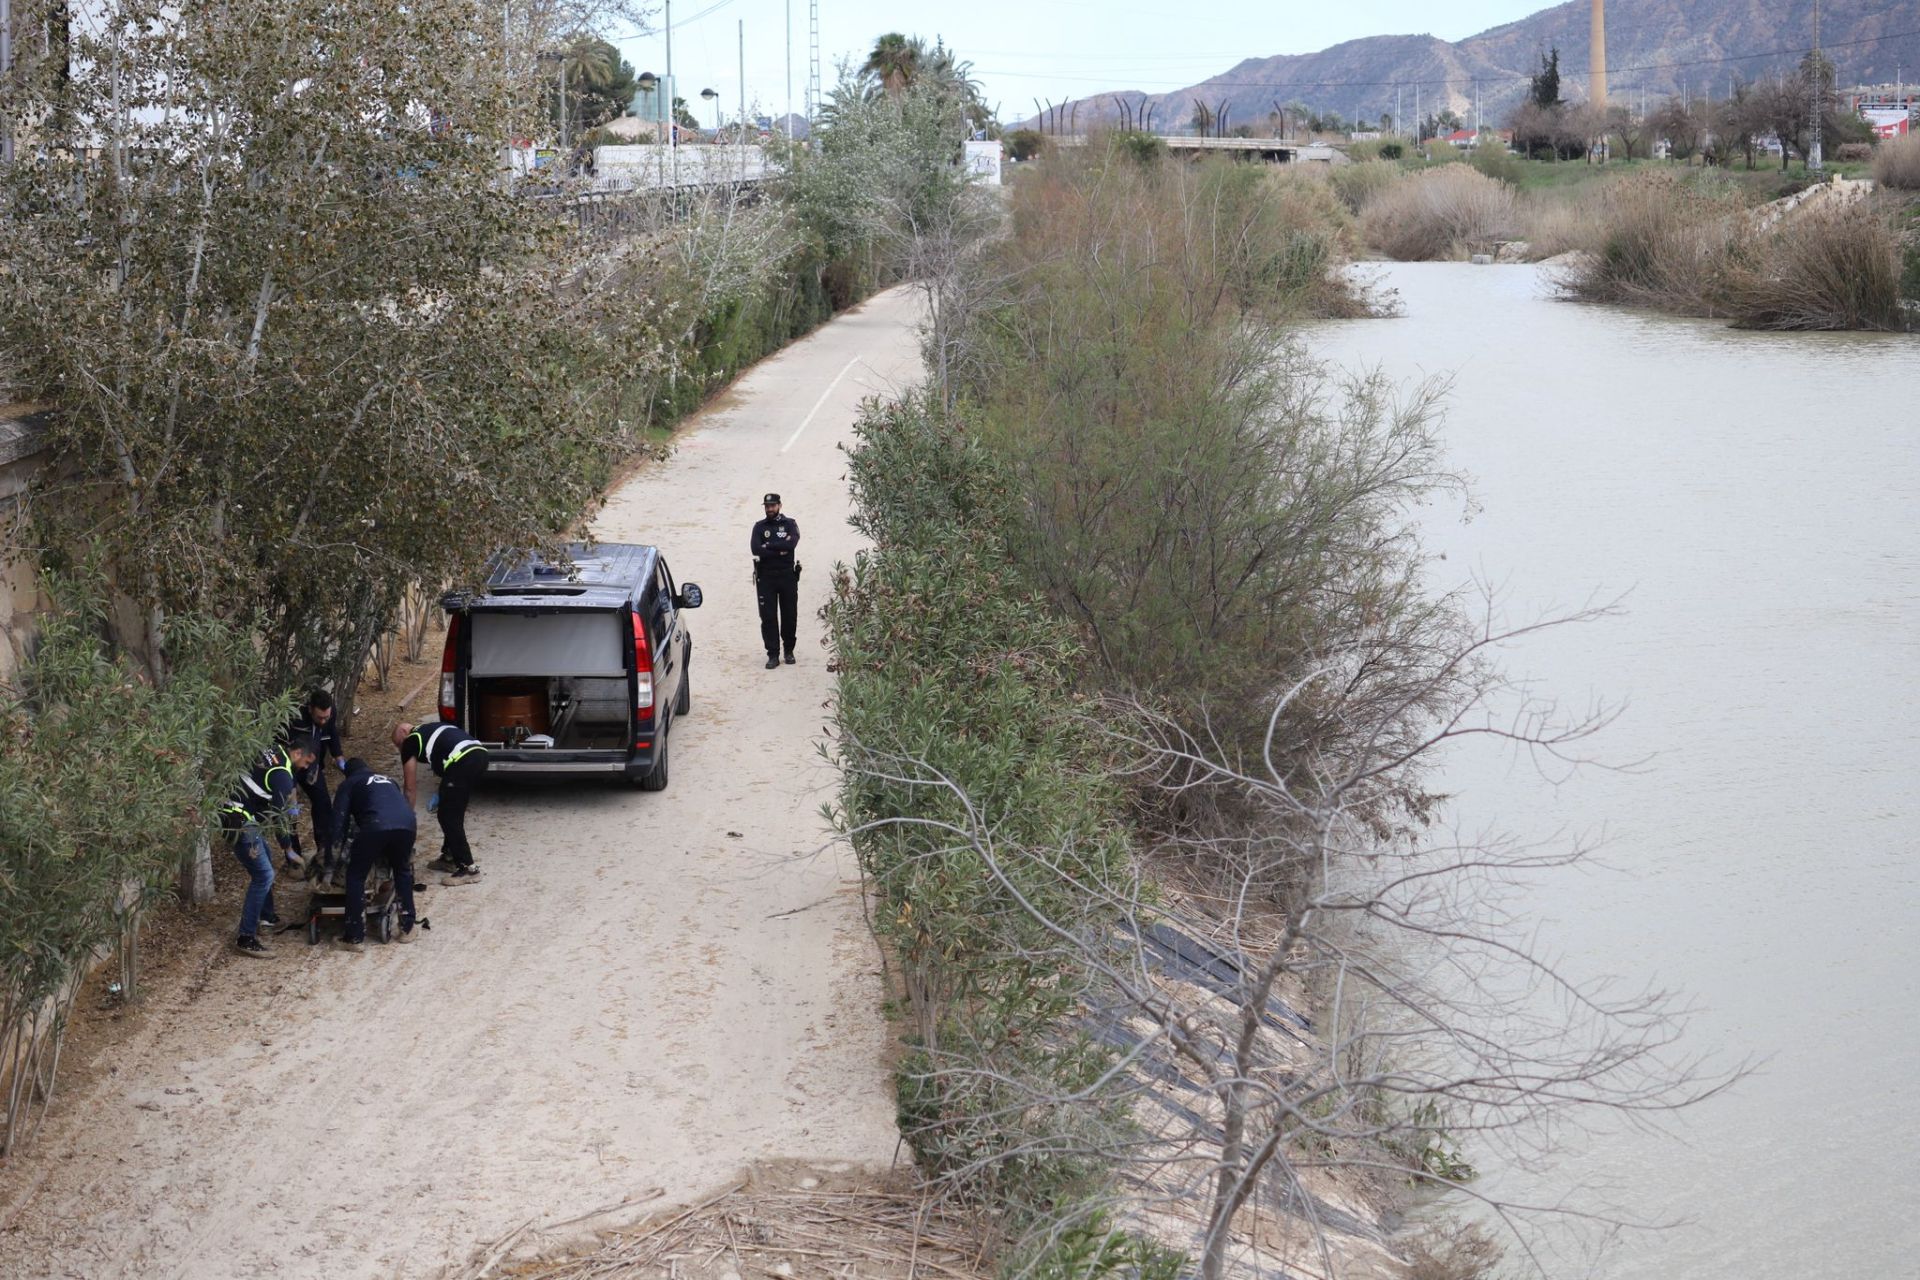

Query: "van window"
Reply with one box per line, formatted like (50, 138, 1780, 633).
(469, 612, 628, 677)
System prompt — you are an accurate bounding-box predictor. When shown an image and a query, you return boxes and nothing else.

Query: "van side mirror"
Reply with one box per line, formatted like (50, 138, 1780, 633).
(676, 583, 703, 609)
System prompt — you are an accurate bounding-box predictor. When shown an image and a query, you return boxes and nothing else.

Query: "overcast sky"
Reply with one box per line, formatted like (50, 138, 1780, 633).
(609, 0, 1549, 125)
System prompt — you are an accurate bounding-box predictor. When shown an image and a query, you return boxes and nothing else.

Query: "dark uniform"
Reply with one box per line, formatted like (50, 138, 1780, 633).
(218, 746, 300, 951)
(751, 492, 801, 667)
(402, 723, 488, 874)
(329, 761, 419, 944)
(284, 701, 346, 874)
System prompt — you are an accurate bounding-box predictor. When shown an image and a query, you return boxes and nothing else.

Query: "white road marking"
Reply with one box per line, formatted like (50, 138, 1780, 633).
(781, 355, 862, 454)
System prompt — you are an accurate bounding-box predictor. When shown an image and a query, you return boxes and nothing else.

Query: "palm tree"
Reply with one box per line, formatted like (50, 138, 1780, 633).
(862, 33, 919, 99)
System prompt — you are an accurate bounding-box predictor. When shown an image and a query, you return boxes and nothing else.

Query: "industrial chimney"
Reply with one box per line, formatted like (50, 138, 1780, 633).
(1591, 0, 1609, 109)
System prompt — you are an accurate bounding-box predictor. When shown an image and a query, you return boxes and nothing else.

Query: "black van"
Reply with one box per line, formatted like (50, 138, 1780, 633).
(434, 542, 702, 789)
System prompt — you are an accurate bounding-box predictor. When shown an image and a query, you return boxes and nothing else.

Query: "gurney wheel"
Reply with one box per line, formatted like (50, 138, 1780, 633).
(377, 911, 394, 944)
(306, 916, 321, 946)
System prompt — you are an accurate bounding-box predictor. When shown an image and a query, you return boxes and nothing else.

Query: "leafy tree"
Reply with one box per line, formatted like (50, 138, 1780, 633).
(549, 36, 639, 138)
(0, 0, 648, 694)
(1004, 128, 1043, 162)
(862, 32, 919, 98)
(0, 572, 288, 1152)
(1530, 46, 1564, 109)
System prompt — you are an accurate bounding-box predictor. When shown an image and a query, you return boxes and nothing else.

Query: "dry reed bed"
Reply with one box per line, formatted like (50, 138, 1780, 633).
(1359, 166, 1517, 260)
(1556, 172, 1906, 330)
(1873, 132, 1920, 190)
(484, 1175, 984, 1280)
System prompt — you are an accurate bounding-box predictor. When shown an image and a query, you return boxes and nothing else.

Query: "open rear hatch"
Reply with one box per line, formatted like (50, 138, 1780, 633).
(463, 607, 633, 773)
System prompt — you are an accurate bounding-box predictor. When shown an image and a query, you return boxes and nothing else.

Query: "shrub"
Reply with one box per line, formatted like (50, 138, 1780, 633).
(1330, 160, 1402, 214)
(1837, 142, 1873, 164)
(1469, 143, 1523, 186)
(1378, 140, 1405, 161)
(1722, 200, 1905, 330)
(1517, 192, 1589, 259)
(829, 392, 1133, 1220)
(1361, 164, 1518, 259)
(1557, 171, 1742, 310)
(1872, 132, 1920, 190)
(1005, 127, 1043, 162)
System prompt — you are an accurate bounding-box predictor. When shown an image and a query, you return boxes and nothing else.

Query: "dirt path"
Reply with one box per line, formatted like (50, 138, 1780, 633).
(0, 287, 925, 1280)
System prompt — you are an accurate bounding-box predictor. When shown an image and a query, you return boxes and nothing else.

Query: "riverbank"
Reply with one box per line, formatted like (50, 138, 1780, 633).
(1306, 260, 1920, 1278)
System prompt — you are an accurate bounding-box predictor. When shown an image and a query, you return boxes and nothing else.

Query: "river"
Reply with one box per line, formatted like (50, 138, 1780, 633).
(1305, 263, 1920, 1279)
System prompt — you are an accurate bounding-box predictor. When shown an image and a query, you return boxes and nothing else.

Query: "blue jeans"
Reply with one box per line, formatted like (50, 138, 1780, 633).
(227, 823, 277, 938)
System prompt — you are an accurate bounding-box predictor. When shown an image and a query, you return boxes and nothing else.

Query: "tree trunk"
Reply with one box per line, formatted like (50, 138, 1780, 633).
(179, 830, 215, 905)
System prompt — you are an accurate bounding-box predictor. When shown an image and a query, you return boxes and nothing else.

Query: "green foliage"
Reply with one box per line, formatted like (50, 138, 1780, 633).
(1468, 142, 1523, 186)
(1010, 1212, 1188, 1280)
(782, 74, 977, 273)
(0, 572, 288, 1152)
(1378, 141, 1406, 161)
(1330, 161, 1402, 214)
(1005, 129, 1045, 163)
(955, 143, 1467, 840)
(0, 0, 647, 692)
(1529, 46, 1563, 109)
(1111, 131, 1166, 165)
(828, 392, 1132, 1222)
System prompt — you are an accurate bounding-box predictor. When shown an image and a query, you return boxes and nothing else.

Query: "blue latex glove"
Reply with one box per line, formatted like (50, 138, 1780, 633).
(427, 790, 440, 814)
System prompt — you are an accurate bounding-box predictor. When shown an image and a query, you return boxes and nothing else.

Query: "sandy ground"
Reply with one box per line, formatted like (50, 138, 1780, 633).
(0, 287, 926, 1280)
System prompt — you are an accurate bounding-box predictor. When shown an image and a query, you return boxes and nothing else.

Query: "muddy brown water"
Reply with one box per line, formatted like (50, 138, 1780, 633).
(1305, 263, 1920, 1277)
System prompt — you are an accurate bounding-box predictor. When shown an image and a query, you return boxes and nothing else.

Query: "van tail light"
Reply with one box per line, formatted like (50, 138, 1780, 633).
(437, 614, 461, 722)
(632, 612, 654, 722)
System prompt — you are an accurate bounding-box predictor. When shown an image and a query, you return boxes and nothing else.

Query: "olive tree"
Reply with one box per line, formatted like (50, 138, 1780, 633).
(0, 573, 287, 1156)
(0, 0, 654, 697)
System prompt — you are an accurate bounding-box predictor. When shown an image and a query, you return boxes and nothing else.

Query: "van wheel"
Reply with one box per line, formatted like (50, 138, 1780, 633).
(675, 658, 691, 715)
(638, 728, 670, 791)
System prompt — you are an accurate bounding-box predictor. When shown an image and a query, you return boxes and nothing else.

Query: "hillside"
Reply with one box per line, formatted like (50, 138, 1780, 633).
(1021, 0, 1920, 133)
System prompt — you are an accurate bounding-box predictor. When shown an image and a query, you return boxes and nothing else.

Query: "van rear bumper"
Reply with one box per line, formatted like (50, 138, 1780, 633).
(481, 746, 652, 780)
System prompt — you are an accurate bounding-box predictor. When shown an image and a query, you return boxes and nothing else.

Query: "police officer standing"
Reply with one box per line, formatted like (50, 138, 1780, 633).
(750, 492, 801, 670)
(218, 735, 319, 958)
(393, 720, 487, 885)
(284, 689, 347, 883)
(328, 758, 420, 950)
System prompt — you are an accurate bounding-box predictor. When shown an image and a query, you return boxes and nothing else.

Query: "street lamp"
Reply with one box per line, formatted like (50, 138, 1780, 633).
(700, 86, 720, 137)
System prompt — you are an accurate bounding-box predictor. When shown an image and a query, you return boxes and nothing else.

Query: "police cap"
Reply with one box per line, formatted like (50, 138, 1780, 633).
(763, 492, 781, 505)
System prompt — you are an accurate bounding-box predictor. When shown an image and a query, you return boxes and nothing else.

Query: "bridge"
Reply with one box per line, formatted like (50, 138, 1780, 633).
(1051, 135, 1343, 165)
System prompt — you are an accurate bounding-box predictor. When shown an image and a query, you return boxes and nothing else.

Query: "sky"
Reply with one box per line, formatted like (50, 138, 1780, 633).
(607, 0, 1552, 127)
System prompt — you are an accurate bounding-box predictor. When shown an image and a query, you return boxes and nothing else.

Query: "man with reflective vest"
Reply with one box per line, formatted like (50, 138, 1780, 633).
(750, 492, 800, 669)
(328, 758, 421, 950)
(393, 720, 487, 885)
(218, 735, 319, 958)
(282, 688, 347, 882)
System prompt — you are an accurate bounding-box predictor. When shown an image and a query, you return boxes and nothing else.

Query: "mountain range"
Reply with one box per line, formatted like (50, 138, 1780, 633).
(1017, 0, 1920, 134)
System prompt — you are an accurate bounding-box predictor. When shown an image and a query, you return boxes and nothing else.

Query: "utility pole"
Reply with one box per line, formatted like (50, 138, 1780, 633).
(1809, 0, 1824, 172)
(785, 0, 793, 142)
(738, 17, 746, 177)
(1395, 84, 1401, 139)
(1, 0, 13, 165)
(807, 0, 821, 147)
(666, 0, 677, 186)
(1474, 78, 1481, 142)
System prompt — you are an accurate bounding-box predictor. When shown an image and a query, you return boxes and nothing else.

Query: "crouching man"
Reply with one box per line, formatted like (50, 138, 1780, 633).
(328, 758, 420, 952)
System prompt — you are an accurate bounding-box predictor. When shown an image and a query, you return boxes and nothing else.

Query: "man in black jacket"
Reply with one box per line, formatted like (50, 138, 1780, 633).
(750, 492, 801, 669)
(284, 689, 347, 882)
(394, 720, 487, 885)
(328, 758, 420, 951)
